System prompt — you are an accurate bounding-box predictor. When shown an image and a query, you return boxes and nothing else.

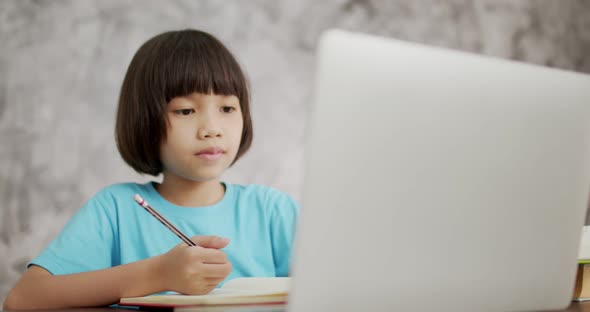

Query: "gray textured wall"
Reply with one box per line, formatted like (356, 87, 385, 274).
(1, 0, 589, 304)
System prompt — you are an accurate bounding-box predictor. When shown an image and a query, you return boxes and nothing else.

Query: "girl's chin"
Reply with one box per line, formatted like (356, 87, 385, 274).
(163, 170, 223, 183)
(186, 171, 225, 182)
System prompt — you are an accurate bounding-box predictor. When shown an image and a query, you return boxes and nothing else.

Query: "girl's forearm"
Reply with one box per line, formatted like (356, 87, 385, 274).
(4, 255, 165, 310)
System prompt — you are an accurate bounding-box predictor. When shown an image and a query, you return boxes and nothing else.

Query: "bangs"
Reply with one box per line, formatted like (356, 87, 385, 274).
(160, 31, 247, 102)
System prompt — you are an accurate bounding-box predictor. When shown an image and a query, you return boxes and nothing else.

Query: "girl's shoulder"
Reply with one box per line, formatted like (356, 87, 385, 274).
(227, 183, 300, 212)
(87, 181, 154, 207)
(96, 181, 153, 197)
(229, 182, 289, 199)
(69, 182, 153, 220)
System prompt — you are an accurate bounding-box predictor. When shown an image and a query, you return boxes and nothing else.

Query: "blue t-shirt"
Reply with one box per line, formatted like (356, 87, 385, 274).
(29, 182, 299, 285)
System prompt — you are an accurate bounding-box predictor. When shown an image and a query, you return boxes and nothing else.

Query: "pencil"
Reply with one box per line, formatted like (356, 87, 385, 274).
(133, 194, 198, 247)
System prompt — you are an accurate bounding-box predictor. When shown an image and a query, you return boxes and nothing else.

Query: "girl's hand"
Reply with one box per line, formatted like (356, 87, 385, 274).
(155, 236, 232, 295)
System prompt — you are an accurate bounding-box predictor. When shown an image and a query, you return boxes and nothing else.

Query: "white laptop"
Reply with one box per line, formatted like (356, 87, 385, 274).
(289, 30, 590, 312)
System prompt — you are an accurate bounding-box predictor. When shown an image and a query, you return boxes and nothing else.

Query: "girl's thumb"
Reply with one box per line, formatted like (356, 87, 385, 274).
(191, 235, 230, 249)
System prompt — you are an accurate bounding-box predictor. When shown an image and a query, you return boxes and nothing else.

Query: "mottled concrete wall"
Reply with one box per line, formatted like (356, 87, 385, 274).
(1, 0, 589, 303)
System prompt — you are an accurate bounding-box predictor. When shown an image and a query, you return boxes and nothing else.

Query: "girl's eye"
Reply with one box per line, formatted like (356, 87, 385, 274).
(222, 106, 236, 113)
(175, 109, 195, 116)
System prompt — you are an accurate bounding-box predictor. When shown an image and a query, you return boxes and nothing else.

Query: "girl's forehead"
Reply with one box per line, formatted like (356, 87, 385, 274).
(170, 92, 239, 102)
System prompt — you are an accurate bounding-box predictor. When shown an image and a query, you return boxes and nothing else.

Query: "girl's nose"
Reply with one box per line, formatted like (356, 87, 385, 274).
(197, 127, 222, 139)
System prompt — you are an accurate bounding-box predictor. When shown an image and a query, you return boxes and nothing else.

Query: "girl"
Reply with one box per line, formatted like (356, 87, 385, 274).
(4, 29, 299, 310)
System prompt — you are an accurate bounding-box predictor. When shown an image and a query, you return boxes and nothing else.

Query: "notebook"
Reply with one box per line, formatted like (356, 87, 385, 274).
(118, 277, 289, 308)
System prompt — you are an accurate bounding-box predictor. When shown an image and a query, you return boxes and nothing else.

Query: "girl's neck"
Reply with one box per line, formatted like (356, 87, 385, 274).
(156, 174, 226, 207)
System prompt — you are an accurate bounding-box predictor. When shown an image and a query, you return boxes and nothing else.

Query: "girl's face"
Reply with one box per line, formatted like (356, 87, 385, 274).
(160, 92, 244, 182)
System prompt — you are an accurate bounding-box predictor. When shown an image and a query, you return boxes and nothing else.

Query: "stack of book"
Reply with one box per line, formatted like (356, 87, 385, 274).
(574, 226, 590, 301)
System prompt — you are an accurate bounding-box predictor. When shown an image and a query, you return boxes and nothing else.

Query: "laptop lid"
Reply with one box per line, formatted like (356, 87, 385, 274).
(289, 30, 590, 312)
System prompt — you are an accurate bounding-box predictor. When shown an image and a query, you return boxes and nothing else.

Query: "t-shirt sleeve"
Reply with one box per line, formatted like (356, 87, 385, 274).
(267, 189, 300, 277)
(27, 187, 118, 275)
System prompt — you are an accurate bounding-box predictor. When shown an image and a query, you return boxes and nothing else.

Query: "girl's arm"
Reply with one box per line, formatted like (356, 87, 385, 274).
(3, 257, 164, 310)
(3, 236, 231, 310)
